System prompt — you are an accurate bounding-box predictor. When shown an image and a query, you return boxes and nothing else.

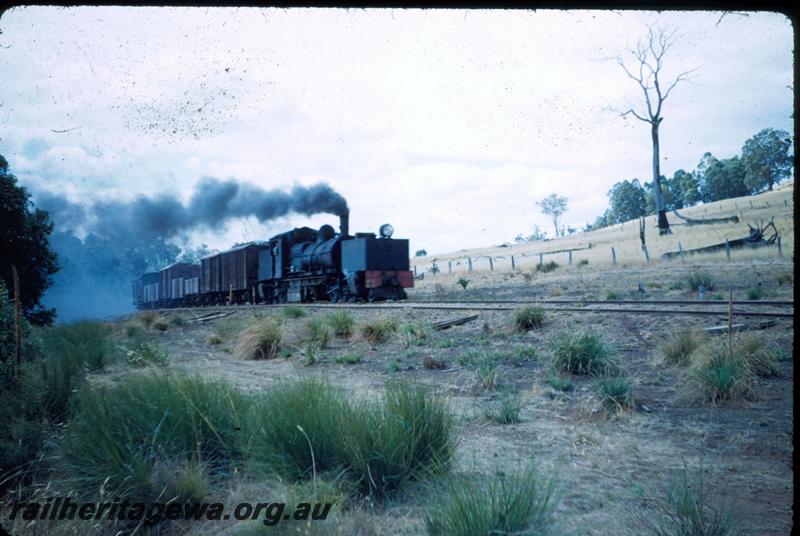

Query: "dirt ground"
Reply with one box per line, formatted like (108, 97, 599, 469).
(107, 256, 794, 535)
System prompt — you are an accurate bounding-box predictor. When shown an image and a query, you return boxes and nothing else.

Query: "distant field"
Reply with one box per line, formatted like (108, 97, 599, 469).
(411, 182, 794, 277)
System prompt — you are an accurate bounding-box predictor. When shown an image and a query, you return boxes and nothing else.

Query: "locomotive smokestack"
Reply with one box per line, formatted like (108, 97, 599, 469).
(340, 211, 349, 237)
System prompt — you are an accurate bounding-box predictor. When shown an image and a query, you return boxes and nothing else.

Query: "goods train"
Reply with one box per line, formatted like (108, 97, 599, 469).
(131, 214, 413, 308)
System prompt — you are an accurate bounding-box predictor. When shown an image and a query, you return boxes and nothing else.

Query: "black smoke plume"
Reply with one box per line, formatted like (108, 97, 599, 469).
(35, 178, 349, 322)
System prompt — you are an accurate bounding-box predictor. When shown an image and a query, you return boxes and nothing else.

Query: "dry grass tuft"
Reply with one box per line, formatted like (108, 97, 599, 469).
(361, 318, 398, 346)
(661, 329, 709, 366)
(235, 318, 283, 360)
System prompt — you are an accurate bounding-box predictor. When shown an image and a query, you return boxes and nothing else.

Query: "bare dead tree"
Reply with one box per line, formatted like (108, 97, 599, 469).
(613, 25, 697, 235)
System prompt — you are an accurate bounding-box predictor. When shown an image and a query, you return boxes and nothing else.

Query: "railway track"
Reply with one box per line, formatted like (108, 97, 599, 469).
(145, 299, 794, 319)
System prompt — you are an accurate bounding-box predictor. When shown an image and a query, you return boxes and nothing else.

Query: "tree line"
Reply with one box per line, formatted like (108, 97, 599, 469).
(589, 127, 792, 230)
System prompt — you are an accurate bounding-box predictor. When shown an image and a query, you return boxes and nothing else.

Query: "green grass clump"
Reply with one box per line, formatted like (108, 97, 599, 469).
(325, 311, 355, 338)
(425, 464, 557, 536)
(668, 281, 684, 290)
(687, 271, 716, 291)
(400, 321, 432, 347)
(235, 318, 283, 360)
(687, 342, 755, 403)
(43, 321, 116, 372)
(348, 382, 455, 496)
(361, 318, 398, 345)
(208, 334, 223, 345)
(485, 393, 523, 424)
(212, 316, 247, 343)
(661, 329, 708, 367)
(249, 379, 454, 498)
(513, 346, 538, 366)
(298, 343, 320, 366)
(306, 317, 333, 349)
(457, 277, 470, 289)
(169, 315, 185, 326)
(604, 289, 622, 300)
(545, 377, 574, 392)
(58, 373, 249, 503)
(513, 306, 545, 332)
(335, 353, 362, 365)
(123, 340, 171, 368)
(636, 465, 737, 536)
(282, 305, 308, 319)
(549, 331, 619, 376)
(746, 285, 770, 301)
(536, 261, 559, 273)
(153, 317, 169, 331)
(594, 376, 634, 412)
(578, 259, 589, 267)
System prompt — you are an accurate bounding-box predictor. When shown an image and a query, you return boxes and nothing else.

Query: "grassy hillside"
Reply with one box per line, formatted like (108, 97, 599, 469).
(411, 182, 793, 276)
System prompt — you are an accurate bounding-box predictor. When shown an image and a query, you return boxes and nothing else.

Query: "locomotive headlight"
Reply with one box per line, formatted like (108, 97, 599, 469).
(379, 223, 394, 238)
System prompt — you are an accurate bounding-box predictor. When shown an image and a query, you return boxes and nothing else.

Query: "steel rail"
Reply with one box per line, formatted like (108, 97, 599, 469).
(409, 298, 794, 307)
(144, 302, 794, 318)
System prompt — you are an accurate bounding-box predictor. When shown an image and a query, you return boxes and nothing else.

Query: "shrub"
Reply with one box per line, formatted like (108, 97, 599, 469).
(306, 318, 333, 349)
(124, 340, 171, 368)
(361, 318, 398, 345)
(661, 329, 708, 366)
(153, 317, 169, 331)
(687, 342, 755, 402)
(549, 331, 619, 376)
(325, 311, 354, 338)
(423, 356, 446, 369)
(668, 281, 684, 290)
(485, 393, 522, 424)
(687, 271, 715, 291)
(169, 315, 185, 326)
(438, 338, 456, 349)
(776, 272, 793, 285)
(513, 306, 545, 332)
(636, 465, 737, 536)
(545, 377, 574, 392)
(235, 318, 283, 359)
(457, 277, 470, 290)
(282, 305, 308, 319)
(536, 261, 559, 273)
(335, 353, 362, 365)
(58, 374, 249, 502)
(594, 376, 634, 412)
(208, 334, 223, 345)
(400, 321, 431, 347)
(578, 259, 589, 267)
(425, 463, 557, 536)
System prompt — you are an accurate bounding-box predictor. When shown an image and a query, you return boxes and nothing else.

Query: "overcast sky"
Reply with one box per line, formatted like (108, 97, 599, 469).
(0, 7, 793, 255)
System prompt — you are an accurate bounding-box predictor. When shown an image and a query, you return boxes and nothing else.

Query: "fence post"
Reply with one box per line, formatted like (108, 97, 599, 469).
(539, 253, 544, 267)
(489, 257, 494, 271)
(511, 255, 516, 270)
(642, 245, 650, 262)
(568, 250, 573, 266)
(750, 200, 754, 209)
(413, 265, 417, 276)
(725, 239, 731, 261)
(448, 260, 452, 274)
(678, 242, 685, 261)
(777, 236, 783, 257)
(468, 257, 473, 273)
(611, 247, 617, 265)
(766, 201, 770, 208)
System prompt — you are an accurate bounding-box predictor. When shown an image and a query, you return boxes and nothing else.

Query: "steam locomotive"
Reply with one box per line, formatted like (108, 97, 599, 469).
(131, 214, 413, 308)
